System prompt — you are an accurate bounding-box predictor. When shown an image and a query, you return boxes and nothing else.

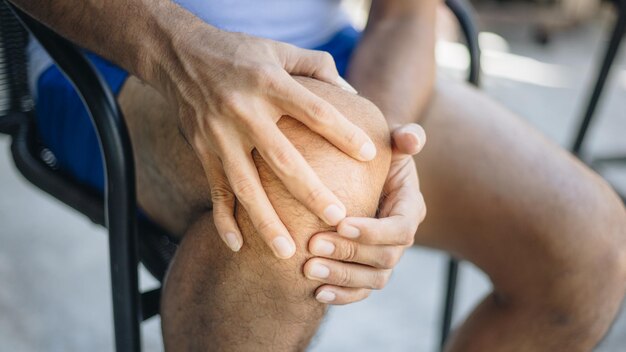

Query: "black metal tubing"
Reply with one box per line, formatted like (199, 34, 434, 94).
(440, 0, 481, 350)
(8, 110, 176, 283)
(571, 0, 626, 156)
(9, 114, 105, 225)
(446, 0, 481, 86)
(5, 3, 141, 351)
(440, 256, 460, 349)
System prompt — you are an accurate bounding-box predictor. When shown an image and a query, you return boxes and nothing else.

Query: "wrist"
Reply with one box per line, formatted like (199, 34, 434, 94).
(133, 0, 217, 91)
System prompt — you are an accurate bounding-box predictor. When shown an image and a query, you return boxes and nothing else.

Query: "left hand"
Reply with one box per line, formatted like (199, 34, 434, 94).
(304, 123, 427, 304)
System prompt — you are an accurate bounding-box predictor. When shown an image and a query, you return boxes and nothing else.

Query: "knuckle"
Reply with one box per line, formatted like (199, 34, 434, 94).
(362, 289, 372, 300)
(335, 267, 352, 287)
(340, 241, 358, 262)
(318, 51, 335, 67)
(271, 147, 298, 177)
(398, 224, 416, 246)
(252, 64, 279, 87)
(255, 217, 280, 235)
(402, 231, 415, 246)
(419, 200, 428, 223)
(210, 184, 233, 204)
(304, 187, 326, 209)
(372, 270, 391, 290)
(231, 176, 257, 200)
(378, 248, 400, 269)
(345, 127, 360, 147)
(308, 102, 333, 126)
(219, 91, 244, 114)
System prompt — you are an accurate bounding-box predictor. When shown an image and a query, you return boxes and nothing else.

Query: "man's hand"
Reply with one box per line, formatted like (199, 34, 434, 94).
(11, 0, 376, 260)
(159, 27, 378, 259)
(305, 124, 427, 304)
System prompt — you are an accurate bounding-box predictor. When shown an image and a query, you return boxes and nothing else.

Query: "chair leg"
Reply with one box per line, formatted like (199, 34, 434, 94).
(440, 257, 460, 350)
(572, 5, 626, 156)
(109, 219, 141, 352)
(439, 1, 480, 350)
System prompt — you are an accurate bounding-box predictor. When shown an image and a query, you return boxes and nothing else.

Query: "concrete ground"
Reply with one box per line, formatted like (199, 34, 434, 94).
(1, 7, 626, 352)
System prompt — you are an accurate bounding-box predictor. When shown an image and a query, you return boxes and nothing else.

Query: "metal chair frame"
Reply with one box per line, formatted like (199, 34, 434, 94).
(571, 0, 626, 203)
(0, 1, 480, 350)
(1, 2, 176, 351)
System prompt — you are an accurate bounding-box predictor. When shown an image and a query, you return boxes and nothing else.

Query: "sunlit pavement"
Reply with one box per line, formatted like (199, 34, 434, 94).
(1, 14, 625, 352)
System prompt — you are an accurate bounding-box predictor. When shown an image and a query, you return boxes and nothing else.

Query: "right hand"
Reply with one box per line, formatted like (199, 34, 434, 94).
(154, 25, 377, 259)
(307, 124, 427, 304)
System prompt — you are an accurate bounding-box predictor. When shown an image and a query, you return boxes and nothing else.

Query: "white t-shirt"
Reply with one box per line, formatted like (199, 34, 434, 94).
(27, 0, 350, 94)
(175, 0, 349, 48)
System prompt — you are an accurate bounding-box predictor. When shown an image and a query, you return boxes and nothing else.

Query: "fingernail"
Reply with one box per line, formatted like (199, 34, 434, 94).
(272, 236, 295, 258)
(323, 204, 346, 225)
(316, 290, 336, 303)
(400, 127, 421, 149)
(340, 225, 360, 239)
(335, 76, 358, 94)
(359, 142, 376, 161)
(312, 239, 335, 256)
(309, 263, 330, 279)
(224, 232, 241, 252)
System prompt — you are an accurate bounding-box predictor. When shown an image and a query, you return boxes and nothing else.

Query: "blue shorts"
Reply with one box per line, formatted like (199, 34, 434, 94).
(33, 26, 361, 193)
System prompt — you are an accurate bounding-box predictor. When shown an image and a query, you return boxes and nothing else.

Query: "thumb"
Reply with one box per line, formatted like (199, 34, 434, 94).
(391, 123, 427, 155)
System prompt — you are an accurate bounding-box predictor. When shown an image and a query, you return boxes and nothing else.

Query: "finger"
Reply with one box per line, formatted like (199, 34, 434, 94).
(221, 150, 296, 259)
(281, 46, 357, 93)
(391, 123, 427, 155)
(203, 154, 243, 252)
(337, 191, 426, 245)
(250, 121, 347, 226)
(314, 285, 371, 305)
(270, 73, 377, 162)
(309, 232, 404, 269)
(304, 258, 392, 289)
(336, 210, 424, 246)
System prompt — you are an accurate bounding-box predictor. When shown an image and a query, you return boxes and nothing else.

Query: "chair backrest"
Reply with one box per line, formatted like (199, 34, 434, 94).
(0, 1, 31, 116)
(0, 0, 32, 135)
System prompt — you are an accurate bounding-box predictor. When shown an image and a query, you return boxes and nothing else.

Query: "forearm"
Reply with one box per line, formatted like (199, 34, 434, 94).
(10, 0, 213, 87)
(346, 1, 437, 125)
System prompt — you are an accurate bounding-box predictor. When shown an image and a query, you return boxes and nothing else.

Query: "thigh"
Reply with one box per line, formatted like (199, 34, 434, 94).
(118, 76, 211, 236)
(414, 79, 624, 292)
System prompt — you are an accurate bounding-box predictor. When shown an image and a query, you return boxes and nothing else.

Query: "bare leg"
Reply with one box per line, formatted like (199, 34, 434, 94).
(414, 79, 626, 351)
(118, 77, 391, 350)
(120, 73, 626, 350)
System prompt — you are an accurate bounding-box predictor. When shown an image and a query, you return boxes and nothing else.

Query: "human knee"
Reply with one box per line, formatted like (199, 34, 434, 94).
(233, 76, 392, 299)
(502, 174, 626, 344)
(550, 174, 626, 293)
(567, 177, 626, 317)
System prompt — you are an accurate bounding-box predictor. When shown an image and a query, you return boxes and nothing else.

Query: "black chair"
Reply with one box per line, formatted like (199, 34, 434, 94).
(571, 0, 626, 203)
(0, 2, 177, 351)
(0, 1, 479, 351)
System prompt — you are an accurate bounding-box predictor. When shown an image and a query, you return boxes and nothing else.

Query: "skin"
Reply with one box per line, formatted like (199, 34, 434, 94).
(119, 74, 626, 351)
(139, 76, 394, 350)
(12, 0, 428, 304)
(13, 0, 381, 259)
(14, 0, 626, 350)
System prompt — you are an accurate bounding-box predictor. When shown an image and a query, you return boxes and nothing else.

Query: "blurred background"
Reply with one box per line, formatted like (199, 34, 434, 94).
(1, 0, 626, 350)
